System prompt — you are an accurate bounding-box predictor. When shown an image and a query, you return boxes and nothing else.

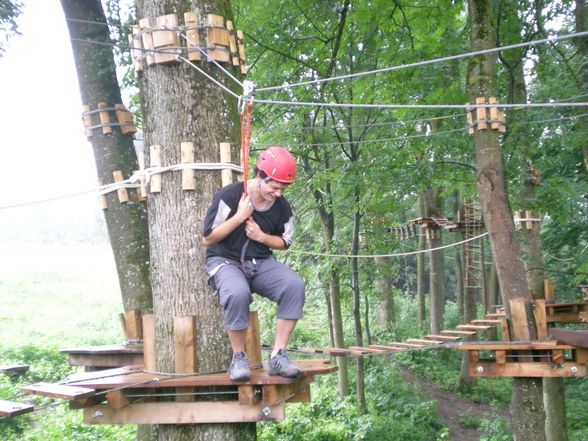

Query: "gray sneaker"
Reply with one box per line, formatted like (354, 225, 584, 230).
(228, 351, 251, 382)
(268, 349, 302, 378)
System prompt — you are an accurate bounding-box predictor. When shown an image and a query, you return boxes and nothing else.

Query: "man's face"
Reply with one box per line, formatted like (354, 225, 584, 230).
(260, 179, 289, 201)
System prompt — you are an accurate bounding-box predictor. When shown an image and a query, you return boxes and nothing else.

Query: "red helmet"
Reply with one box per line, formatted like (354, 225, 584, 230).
(256, 147, 296, 184)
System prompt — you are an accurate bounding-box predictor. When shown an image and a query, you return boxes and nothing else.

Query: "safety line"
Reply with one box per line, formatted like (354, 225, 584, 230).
(283, 232, 489, 259)
(256, 30, 588, 92)
(253, 98, 588, 110)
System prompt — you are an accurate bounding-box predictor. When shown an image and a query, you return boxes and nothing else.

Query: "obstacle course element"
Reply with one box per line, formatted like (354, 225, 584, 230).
(465, 97, 506, 134)
(17, 311, 336, 425)
(82, 103, 137, 137)
(514, 210, 541, 230)
(130, 13, 247, 74)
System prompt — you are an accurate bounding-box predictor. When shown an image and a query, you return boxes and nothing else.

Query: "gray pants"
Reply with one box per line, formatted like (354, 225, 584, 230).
(205, 256, 305, 331)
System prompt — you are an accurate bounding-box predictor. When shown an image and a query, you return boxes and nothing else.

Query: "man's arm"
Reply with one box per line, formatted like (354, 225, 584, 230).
(244, 219, 287, 250)
(202, 193, 253, 246)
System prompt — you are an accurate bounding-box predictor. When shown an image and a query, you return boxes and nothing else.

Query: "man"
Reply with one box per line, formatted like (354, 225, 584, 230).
(202, 146, 305, 382)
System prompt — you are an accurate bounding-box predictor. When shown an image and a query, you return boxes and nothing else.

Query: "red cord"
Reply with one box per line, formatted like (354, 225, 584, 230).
(240, 103, 253, 195)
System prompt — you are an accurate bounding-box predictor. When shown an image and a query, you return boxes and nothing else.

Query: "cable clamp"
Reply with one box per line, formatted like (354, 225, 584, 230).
(240, 80, 257, 111)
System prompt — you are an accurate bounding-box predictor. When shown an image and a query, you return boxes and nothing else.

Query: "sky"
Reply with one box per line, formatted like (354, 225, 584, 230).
(0, 1, 126, 242)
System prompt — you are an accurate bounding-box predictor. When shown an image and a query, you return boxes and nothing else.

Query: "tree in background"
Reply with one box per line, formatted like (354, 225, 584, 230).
(0, 0, 22, 56)
(61, 0, 152, 314)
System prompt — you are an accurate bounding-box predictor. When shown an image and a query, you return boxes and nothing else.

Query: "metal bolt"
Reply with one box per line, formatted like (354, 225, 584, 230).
(476, 366, 484, 373)
(262, 406, 271, 416)
(571, 366, 578, 373)
(93, 411, 103, 419)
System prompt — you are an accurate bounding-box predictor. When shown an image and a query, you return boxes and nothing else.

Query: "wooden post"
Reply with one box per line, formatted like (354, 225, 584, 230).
(206, 14, 230, 62)
(180, 142, 195, 190)
(534, 300, 548, 341)
(129, 26, 144, 72)
(475, 97, 487, 130)
(237, 30, 247, 74)
(219, 142, 233, 187)
(97, 103, 112, 135)
(184, 12, 201, 61)
(112, 170, 129, 203)
(82, 105, 93, 137)
(137, 151, 148, 200)
(509, 298, 531, 341)
(153, 14, 180, 64)
(174, 316, 197, 402)
(123, 310, 143, 341)
(226, 21, 240, 67)
(465, 103, 475, 135)
(139, 18, 155, 66)
(489, 97, 500, 129)
(525, 210, 533, 230)
(97, 178, 108, 210)
(514, 210, 522, 230)
(142, 314, 156, 371)
(150, 145, 162, 193)
(544, 279, 554, 301)
(244, 311, 262, 367)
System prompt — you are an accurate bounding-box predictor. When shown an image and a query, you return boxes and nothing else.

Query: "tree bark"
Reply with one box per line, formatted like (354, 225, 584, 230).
(467, 1, 545, 439)
(61, 0, 152, 314)
(374, 255, 395, 326)
(417, 193, 427, 328)
(136, 0, 254, 440)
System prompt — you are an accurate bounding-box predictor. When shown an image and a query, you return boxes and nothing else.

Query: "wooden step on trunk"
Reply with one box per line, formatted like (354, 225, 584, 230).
(0, 399, 34, 418)
(368, 345, 406, 352)
(386, 342, 425, 348)
(347, 346, 386, 354)
(485, 313, 506, 318)
(471, 319, 502, 325)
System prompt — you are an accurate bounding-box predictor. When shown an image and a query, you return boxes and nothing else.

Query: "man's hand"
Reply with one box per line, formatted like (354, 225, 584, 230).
(244, 218, 267, 244)
(236, 193, 254, 222)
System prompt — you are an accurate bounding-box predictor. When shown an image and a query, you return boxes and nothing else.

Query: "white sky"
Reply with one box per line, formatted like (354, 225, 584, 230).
(0, 1, 108, 209)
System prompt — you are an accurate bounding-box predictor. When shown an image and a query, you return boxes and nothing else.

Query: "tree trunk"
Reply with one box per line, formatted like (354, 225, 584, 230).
(574, 0, 588, 166)
(351, 198, 366, 413)
(467, 1, 545, 439)
(422, 188, 444, 335)
(61, 0, 152, 314)
(417, 193, 427, 328)
(136, 1, 254, 440)
(374, 255, 395, 326)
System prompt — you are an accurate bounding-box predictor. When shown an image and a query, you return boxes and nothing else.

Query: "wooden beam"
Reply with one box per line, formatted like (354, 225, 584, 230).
(244, 311, 262, 367)
(469, 362, 585, 377)
(425, 334, 461, 341)
(549, 328, 588, 349)
(174, 316, 197, 402)
(84, 401, 285, 424)
(406, 339, 443, 345)
(123, 310, 143, 340)
(533, 299, 548, 340)
(456, 324, 491, 331)
(368, 345, 406, 352)
(142, 314, 156, 371)
(441, 330, 476, 336)
(508, 298, 532, 341)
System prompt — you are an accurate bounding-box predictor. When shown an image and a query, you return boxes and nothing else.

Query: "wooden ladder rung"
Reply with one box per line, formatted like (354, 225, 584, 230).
(406, 339, 443, 345)
(425, 334, 461, 341)
(347, 346, 386, 354)
(22, 383, 96, 400)
(0, 399, 34, 417)
(456, 324, 491, 330)
(441, 330, 477, 336)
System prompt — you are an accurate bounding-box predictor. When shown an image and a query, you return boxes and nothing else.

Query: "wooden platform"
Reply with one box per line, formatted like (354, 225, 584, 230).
(60, 344, 144, 369)
(543, 302, 588, 323)
(455, 341, 587, 377)
(22, 359, 336, 424)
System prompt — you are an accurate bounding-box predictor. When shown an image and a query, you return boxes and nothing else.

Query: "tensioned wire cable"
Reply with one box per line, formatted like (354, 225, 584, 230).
(255, 30, 588, 92)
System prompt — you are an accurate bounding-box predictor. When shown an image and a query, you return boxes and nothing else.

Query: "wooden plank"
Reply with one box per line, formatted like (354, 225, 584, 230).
(180, 142, 195, 190)
(456, 324, 491, 331)
(244, 311, 262, 367)
(544, 279, 554, 301)
(106, 390, 130, 409)
(142, 314, 157, 371)
(475, 97, 487, 130)
(153, 14, 180, 64)
(22, 383, 95, 400)
(471, 319, 502, 325)
(455, 342, 577, 351)
(0, 365, 29, 378)
(174, 316, 197, 402)
(219, 142, 233, 187)
(509, 298, 532, 341)
(84, 401, 285, 424)
(534, 299, 549, 340)
(425, 334, 461, 341)
(113, 170, 129, 203)
(0, 400, 34, 417)
(495, 350, 506, 364)
(97, 102, 112, 135)
(469, 362, 585, 377)
(441, 330, 476, 336)
(406, 339, 443, 345)
(386, 342, 425, 348)
(138, 18, 155, 65)
(485, 313, 506, 318)
(549, 328, 588, 349)
(286, 376, 312, 403)
(368, 345, 406, 352)
(149, 145, 162, 193)
(123, 310, 143, 340)
(500, 318, 511, 341)
(576, 349, 588, 364)
(238, 385, 259, 405)
(184, 12, 201, 61)
(348, 346, 386, 353)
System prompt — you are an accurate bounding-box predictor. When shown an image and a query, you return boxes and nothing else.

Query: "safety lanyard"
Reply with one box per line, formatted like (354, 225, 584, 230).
(239, 101, 253, 263)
